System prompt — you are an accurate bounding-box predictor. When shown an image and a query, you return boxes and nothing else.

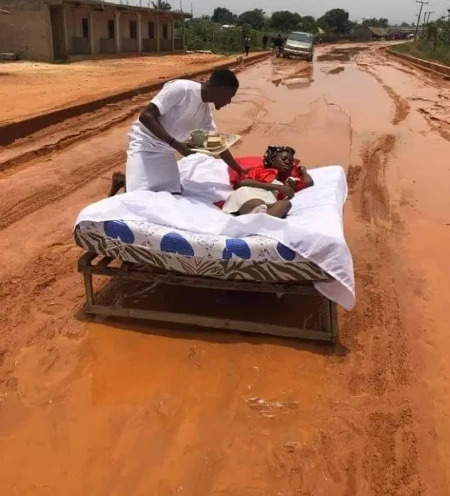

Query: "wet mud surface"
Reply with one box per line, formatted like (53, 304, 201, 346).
(1, 44, 450, 494)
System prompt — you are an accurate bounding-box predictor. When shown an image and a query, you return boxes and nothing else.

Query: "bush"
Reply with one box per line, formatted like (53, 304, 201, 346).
(184, 19, 269, 54)
(392, 40, 450, 66)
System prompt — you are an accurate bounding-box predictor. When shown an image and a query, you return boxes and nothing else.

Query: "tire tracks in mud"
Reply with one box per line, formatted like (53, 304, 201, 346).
(0, 151, 124, 231)
(0, 103, 142, 175)
(341, 134, 429, 495)
(0, 237, 86, 385)
(357, 63, 410, 125)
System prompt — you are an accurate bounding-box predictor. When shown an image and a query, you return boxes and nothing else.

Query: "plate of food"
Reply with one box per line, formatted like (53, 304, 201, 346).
(186, 132, 241, 156)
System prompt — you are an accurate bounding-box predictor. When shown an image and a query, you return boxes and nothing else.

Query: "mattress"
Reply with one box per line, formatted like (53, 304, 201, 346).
(75, 219, 329, 283)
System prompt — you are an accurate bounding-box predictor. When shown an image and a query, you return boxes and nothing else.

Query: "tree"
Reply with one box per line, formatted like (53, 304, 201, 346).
(400, 22, 411, 28)
(238, 9, 266, 31)
(362, 18, 389, 28)
(269, 11, 301, 32)
(152, 0, 171, 10)
(212, 7, 237, 25)
(318, 9, 352, 34)
(299, 15, 318, 34)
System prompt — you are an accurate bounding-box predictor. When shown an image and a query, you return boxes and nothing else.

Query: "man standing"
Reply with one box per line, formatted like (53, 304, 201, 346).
(244, 36, 251, 57)
(125, 68, 246, 193)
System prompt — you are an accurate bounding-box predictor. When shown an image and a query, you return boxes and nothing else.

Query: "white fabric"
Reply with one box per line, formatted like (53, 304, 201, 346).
(222, 182, 281, 213)
(126, 150, 181, 193)
(127, 80, 217, 155)
(75, 155, 355, 310)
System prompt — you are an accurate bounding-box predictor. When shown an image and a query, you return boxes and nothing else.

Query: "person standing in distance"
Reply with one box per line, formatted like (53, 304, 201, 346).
(244, 36, 251, 56)
(125, 68, 246, 193)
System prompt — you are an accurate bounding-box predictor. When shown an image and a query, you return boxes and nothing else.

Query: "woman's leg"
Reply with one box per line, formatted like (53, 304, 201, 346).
(238, 199, 267, 215)
(267, 199, 292, 218)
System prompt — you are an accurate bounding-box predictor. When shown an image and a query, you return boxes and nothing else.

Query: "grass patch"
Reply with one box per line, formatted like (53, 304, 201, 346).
(391, 41, 450, 66)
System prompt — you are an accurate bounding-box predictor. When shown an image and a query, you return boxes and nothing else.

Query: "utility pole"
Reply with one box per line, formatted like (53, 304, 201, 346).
(414, 0, 429, 42)
(180, 0, 186, 50)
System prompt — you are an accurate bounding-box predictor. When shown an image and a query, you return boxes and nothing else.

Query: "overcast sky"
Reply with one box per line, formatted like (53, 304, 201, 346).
(126, 0, 450, 24)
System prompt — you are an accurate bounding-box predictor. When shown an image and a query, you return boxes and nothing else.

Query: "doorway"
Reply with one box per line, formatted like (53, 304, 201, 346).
(50, 5, 68, 60)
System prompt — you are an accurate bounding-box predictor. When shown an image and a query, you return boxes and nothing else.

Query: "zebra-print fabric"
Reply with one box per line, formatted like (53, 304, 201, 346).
(75, 229, 330, 282)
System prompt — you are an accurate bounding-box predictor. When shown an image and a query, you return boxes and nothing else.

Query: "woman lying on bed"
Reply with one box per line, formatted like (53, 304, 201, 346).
(222, 146, 314, 218)
(107, 146, 313, 219)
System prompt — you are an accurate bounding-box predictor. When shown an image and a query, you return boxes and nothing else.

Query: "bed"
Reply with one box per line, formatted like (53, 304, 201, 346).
(74, 155, 355, 343)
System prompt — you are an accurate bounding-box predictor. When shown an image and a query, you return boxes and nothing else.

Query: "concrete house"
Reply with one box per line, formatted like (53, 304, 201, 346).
(0, 0, 190, 61)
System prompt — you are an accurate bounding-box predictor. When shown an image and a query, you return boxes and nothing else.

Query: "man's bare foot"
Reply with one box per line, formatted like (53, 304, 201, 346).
(108, 172, 126, 197)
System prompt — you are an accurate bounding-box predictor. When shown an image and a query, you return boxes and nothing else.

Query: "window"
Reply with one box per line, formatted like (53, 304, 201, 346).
(288, 32, 313, 43)
(129, 20, 137, 40)
(82, 18, 89, 39)
(148, 21, 155, 39)
(108, 20, 115, 39)
(162, 23, 168, 39)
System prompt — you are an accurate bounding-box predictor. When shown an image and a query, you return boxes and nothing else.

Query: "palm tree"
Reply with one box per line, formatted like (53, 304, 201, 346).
(152, 0, 172, 10)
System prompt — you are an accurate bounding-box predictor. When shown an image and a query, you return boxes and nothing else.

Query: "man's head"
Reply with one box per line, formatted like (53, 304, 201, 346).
(205, 68, 239, 110)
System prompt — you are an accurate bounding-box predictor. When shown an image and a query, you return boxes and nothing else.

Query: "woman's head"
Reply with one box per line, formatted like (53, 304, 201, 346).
(263, 146, 296, 176)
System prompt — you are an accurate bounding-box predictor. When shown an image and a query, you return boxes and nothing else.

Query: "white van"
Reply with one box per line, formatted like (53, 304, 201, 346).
(283, 31, 315, 61)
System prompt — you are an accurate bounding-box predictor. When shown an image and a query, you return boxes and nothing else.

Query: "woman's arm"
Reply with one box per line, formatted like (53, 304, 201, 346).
(237, 180, 295, 198)
(237, 179, 279, 191)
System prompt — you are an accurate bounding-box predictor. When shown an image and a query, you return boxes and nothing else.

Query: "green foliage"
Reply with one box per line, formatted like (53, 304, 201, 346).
(185, 18, 265, 53)
(212, 7, 237, 25)
(270, 11, 301, 32)
(151, 0, 171, 10)
(391, 23, 450, 66)
(299, 16, 318, 34)
(237, 9, 266, 31)
(362, 18, 389, 28)
(318, 9, 352, 34)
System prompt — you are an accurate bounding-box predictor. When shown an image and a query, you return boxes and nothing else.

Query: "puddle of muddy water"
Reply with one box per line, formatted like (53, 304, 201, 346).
(318, 46, 369, 63)
(0, 310, 334, 493)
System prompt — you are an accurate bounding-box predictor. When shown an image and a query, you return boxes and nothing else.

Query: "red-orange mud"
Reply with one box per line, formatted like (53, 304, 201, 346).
(0, 53, 243, 125)
(1, 44, 450, 495)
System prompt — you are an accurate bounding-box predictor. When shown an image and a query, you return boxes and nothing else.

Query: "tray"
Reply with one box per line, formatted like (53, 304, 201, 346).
(187, 133, 241, 157)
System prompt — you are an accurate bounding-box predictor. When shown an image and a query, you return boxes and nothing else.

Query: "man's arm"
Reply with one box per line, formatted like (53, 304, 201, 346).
(219, 149, 246, 175)
(139, 103, 192, 157)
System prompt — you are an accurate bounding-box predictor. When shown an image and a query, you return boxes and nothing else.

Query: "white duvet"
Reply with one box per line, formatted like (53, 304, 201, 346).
(75, 154, 355, 310)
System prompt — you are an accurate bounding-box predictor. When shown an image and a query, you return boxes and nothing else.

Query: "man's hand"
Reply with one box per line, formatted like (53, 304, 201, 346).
(172, 141, 194, 157)
(238, 168, 251, 176)
(277, 184, 295, 199)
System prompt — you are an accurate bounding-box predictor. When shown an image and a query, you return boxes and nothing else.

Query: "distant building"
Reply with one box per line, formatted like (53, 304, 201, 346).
(0, 0, 190, 61)
(353, 25, 419, 42)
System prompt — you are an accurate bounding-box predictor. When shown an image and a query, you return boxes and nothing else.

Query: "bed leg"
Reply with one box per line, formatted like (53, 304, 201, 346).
(83, 271, 95, 306)
(329, 300, 338, 342)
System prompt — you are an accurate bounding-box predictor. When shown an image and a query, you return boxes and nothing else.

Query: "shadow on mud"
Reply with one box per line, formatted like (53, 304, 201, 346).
(328, 66, 346, 75)
(77, 279, 347, 356)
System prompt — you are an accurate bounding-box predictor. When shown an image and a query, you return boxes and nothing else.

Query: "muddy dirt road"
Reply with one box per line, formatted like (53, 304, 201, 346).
(1, 44, 450, 495)
(0, 53, 243, 124)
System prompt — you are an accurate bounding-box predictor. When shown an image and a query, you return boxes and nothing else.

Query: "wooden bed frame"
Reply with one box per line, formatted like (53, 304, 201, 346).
(78, 252, 338, 343)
